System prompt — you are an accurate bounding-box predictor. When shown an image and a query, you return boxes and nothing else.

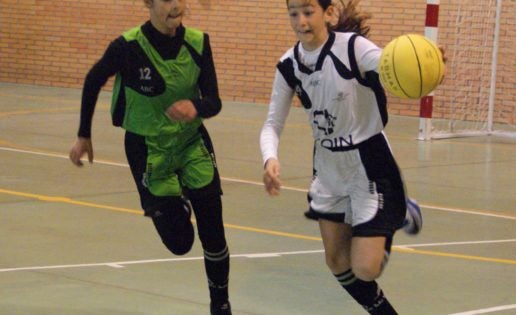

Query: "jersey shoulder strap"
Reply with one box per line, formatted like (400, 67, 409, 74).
(276, 56, 313, 109)
(183, 27, 205, 68)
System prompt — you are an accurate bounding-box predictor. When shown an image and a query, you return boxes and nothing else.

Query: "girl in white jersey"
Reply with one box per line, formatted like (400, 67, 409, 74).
(260, 0, 433, 314)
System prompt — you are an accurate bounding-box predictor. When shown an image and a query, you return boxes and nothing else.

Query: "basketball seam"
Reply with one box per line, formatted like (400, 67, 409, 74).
(407, 35, 423, 98)
(391, 37, 411, 99)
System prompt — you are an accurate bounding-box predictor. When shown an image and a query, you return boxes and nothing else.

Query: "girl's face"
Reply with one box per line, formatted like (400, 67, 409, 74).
(145, 0, 186, 36)
(287, 0, 333, 51)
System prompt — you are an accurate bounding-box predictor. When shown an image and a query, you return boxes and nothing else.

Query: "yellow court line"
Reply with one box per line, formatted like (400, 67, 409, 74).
(1, 187, 515, 265)
(0, 107, 77, 118)
(0, 91, 110, 106)
(0, 187, 318, 240)
(0, 188, 141, 215)
(1, 145, 514, 220)
(0, 105, 110, 118)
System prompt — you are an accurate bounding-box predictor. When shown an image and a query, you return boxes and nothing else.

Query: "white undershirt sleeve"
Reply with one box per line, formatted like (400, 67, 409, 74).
(260, 69, 295, 165)
(354, 35, 382, 75)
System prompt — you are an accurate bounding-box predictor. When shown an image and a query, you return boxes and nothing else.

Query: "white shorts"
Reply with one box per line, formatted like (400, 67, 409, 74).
(307, 133, 406, 237)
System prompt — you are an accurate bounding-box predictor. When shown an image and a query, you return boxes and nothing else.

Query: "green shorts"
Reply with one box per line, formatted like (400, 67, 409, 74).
(143, 132, 215, 197)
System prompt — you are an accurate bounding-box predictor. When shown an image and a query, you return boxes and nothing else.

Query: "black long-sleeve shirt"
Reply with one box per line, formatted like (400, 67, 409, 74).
(78, 21, 221, 138)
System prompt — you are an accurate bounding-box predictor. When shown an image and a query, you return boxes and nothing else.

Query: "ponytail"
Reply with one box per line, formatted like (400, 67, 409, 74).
(329, 0, 371, 37)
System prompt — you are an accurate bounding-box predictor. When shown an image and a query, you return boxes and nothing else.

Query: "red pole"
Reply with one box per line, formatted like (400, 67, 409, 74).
(420, 1, 440, 119)
(418, 0, 440, 140)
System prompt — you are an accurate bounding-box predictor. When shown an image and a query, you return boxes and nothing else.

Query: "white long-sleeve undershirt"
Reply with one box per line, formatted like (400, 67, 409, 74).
(260, 34, 382, 165)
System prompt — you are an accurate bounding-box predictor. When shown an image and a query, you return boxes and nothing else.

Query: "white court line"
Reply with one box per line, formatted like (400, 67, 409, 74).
(1, 239, 513, 273)
(448, 304, 516, 315)
(418, 205, 516, 220)
(0, 249, 324, 273)
(2, 149, 514, 314)
(0, 147, 305, 191)
(0, 146, 514, 219)
(0, 147, 128, 167)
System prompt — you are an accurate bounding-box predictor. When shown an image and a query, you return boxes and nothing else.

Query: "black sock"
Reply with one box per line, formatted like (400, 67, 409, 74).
(205, 245, 230, 302)
(334, 269, 398, 315)
(188, 189, 230, 304)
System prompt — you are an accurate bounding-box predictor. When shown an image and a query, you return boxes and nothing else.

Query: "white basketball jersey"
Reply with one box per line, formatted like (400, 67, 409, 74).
(276, 32, 386, 151)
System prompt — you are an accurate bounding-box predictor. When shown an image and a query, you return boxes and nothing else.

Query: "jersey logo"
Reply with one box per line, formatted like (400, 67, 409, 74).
(314, 109, 355, 151)
(320, 135, 354, 151)
(313, 109, 336, 136)
(332, 91, 349, 102)
(309, 78, 321, 87)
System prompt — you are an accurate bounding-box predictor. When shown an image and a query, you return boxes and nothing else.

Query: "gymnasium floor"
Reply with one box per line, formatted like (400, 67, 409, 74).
(0, 82, 515, 315)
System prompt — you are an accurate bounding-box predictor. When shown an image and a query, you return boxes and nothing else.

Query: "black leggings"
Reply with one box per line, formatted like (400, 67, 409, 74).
(124, 129, 227, 255)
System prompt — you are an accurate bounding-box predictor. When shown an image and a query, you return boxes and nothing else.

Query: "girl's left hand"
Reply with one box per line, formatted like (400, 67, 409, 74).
(439, 46, 448, 64)
(439, 46, 448, 83)
(166, 100, 198, 122)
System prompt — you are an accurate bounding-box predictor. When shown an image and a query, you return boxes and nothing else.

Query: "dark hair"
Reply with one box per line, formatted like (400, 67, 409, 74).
(286, 0, 371, 37)
(331, 0, 371, 36)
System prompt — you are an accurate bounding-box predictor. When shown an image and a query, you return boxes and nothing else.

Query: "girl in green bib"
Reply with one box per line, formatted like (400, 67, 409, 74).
(69, 1, 231, 314)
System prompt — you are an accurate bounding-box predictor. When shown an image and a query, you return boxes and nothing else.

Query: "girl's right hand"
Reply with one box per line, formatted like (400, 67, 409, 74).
(69, 137, 94, 167)
(263, 158, 282, 196)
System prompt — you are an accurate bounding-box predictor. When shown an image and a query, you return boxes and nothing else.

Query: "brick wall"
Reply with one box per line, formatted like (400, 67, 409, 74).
(0, 0, 513, 124)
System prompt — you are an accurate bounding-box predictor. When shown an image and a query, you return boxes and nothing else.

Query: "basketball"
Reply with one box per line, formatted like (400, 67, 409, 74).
(379, 34, 445, 99)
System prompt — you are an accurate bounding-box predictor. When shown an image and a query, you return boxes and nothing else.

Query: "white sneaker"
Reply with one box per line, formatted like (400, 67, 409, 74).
(403, 198, 422, 235)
